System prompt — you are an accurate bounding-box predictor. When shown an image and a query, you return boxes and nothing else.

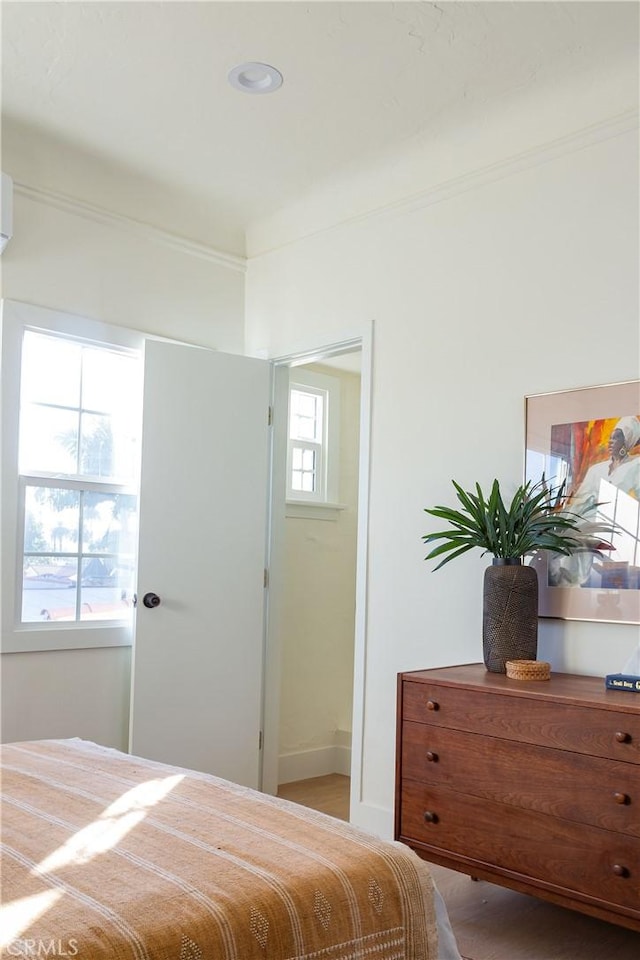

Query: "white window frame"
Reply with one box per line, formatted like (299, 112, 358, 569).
(286, 368, 342, 517)
(1, 300, 143, 653)
(288, 383, 326, 502)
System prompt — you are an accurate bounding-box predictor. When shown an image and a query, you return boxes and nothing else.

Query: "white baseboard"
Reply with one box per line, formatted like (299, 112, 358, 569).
(349, 800, 393, 840)
(278, 743, 351, 785)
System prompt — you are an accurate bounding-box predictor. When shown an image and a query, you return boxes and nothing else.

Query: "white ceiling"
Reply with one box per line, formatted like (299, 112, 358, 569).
(2, 2, 638, 257)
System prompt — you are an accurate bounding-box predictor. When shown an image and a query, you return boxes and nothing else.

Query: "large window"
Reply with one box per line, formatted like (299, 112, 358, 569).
(18, 332, 142, 623)
(1, 301, 144, 651)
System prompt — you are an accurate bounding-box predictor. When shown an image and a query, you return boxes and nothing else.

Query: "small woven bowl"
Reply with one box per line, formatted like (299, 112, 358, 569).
(506, 659, 551, 681)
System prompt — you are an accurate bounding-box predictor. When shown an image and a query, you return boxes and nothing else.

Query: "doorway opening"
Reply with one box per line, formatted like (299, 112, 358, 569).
(262, 328, 371, 826)
(277, 350, 361, 797)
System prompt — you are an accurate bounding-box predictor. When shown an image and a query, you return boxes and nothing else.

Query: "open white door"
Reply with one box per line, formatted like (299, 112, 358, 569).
(130, 340, 271, 788)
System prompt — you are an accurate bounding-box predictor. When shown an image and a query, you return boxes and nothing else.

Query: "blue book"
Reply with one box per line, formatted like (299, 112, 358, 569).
(605, 673, 640, 693)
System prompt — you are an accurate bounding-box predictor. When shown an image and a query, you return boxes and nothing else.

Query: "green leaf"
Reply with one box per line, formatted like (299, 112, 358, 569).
(431, 542, 476, 571)
(421, 475, 615, 572)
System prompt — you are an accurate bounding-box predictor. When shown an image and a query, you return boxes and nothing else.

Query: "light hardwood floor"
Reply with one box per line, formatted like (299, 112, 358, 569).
(277, 775, 640, 960)
(277, 773, 350, 821)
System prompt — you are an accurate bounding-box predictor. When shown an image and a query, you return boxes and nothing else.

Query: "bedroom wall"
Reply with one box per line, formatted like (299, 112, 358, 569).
(278, 364, 360, 783)
(0, 188, 246, 750)
(245, 118, 639, 833)
(2, 189, 245, 349)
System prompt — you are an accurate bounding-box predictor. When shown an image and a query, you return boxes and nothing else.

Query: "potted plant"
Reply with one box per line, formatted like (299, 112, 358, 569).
(423, 478, 612, 673)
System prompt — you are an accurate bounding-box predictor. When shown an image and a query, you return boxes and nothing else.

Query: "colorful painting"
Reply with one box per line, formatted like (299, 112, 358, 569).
(525, 382, 640, 623)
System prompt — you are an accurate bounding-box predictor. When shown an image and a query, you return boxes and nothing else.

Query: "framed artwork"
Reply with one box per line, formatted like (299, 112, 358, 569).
(525, 380, 640, 624)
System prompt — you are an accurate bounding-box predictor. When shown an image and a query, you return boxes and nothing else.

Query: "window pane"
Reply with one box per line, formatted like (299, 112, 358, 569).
(82, 349, 141, 482)
(19, 334, 141, 483)
(297, 394, 317, 418)
(21, 485, 136, 624)
(78, 557, 134, 621)
(21, 333, 81, 408)
(82, 493, 138, 557)
(302, 449, 315, 471)
(22, 556, 78, 622)
(294, 415, 316, 441)
(301, 473, 314, 492)
(79, 413, 114, 478)
(24, 486, 80, 553)
(19, 404, 79, 474)
(82, 347, 137, 413)
(292, 470, 303, 489)
(290, 389, 323, 442)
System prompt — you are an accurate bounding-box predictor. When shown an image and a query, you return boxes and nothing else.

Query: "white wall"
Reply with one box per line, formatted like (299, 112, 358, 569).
(245, 122, 640, 833)
(1, 647, 131, 747)
(278, 364, 360, 783)
(1, 190, 246, 750)
(2, 191, 245, 350)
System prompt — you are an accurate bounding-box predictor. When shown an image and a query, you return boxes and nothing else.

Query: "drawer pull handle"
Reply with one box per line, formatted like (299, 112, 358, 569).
(615, 731, 631, 743)
(426, 700, 439, 711)
(426, 751, 438, 763)
(423, 811, 439, 824)
(613, 792, 630, 805)
(612, 864, 630, 878)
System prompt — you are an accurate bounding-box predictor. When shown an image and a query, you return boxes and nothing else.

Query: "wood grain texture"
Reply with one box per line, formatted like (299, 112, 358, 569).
(396, 664, 640, 933)
(401, 721, 640, 835)
(402, 677, 640, 763)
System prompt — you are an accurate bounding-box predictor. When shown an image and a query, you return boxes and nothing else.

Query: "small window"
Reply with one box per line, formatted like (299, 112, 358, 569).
(286, 370, 340, 504)
(18, 331, 142, 624)
(288, 385, 326, 499)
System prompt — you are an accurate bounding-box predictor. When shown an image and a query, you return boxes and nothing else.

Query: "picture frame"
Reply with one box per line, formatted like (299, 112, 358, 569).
(525, 380, 640, 624)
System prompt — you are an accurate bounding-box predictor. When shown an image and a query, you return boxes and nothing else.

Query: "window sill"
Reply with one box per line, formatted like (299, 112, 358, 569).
(1, 622, 133, 654)
(285, 500, 347, 522)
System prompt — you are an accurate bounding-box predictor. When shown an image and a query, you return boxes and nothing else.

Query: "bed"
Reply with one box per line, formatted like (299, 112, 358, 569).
(1, 739, 460, 959)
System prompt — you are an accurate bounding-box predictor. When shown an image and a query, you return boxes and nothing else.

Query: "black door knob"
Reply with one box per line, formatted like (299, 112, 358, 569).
(142, 592, 161, 609)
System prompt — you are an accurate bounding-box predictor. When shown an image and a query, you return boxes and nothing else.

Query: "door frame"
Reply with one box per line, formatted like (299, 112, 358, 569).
(261, 321, 373, 825)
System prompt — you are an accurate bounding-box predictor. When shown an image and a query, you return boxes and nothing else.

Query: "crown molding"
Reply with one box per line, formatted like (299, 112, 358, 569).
(14, 181, 247, 274)
(13, 107, 638, 267)
(247, 108, 639, 258)
(365, 108, 640, 225)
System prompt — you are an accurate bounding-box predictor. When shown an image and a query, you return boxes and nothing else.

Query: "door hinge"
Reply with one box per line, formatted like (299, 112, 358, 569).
(259, 730, 263, 750)
(263, 568, 269, 588)
(267, 405, 273, 426)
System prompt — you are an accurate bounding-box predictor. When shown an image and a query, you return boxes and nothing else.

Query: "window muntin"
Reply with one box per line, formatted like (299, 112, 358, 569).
(17, 330, 141, 625)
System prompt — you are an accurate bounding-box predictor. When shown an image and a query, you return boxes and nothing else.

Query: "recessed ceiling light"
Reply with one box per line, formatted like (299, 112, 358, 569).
(228, 62, 283, 95)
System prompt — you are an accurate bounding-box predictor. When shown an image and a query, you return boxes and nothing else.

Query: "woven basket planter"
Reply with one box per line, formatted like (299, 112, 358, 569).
(506, 659, 551, 681)
(483, 559, 538, 674)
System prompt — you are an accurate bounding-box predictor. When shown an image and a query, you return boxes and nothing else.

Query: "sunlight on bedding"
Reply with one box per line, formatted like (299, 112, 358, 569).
(35, 774, 184, 874)
(0, 889, 63, 946)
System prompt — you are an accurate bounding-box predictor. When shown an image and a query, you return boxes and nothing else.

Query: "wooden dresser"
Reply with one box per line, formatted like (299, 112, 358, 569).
(395, 664, 640, 931)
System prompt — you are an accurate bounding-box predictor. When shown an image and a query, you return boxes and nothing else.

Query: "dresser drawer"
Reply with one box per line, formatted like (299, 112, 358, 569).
(402, 679, 640, 763)
(400, 781, 640, 916)
(401, 721, 640, 837)
(402, 721, 640, 837)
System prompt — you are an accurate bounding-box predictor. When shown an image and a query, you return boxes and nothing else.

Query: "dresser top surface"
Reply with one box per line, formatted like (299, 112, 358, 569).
(401, 663, 640, 714)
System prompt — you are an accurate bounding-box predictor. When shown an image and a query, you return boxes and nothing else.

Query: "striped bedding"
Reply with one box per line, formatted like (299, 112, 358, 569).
(1, 739, 440, 959)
